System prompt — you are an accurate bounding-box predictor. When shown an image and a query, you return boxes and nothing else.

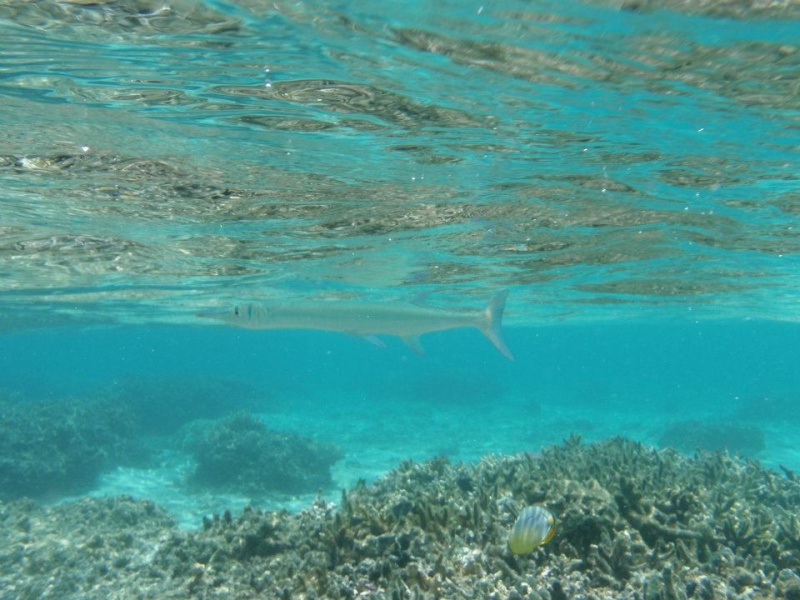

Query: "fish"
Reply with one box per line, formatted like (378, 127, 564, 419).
(508, 505, 556, 555)
(197, 290, 514, 360)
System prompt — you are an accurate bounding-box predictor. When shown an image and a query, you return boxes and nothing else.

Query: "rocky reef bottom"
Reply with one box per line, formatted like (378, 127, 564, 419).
(2, 437, 800, 600)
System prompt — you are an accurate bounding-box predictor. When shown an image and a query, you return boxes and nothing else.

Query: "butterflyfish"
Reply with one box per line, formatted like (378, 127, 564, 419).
(508, 505, 556, 555)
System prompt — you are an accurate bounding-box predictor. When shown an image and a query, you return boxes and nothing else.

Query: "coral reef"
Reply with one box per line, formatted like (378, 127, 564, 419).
(2, 436, 800, 599)
(181, 412, 344, 495)
(0, 496, 175, 599)
(157, 436, 800, 598)
(659, 419, 766, 456)
(0, 398, 143, 500)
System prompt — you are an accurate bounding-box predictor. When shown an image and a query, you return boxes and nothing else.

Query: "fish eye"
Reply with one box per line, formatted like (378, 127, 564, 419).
(234, 306, 239, 316)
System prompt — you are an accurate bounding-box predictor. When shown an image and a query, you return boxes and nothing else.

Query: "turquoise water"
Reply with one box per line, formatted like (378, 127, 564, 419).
(1, 0, 800, 525)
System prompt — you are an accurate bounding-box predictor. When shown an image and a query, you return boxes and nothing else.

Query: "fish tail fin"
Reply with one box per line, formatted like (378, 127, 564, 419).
(480, 290, 515, 361)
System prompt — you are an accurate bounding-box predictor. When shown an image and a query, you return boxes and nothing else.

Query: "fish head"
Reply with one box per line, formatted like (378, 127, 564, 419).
(197, 303, 270, 328)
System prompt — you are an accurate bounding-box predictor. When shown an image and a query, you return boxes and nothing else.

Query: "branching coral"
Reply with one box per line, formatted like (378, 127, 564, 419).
(181, 411, 343, 495)
(3, 436, 800, 598)
(0, 398, 141, 500)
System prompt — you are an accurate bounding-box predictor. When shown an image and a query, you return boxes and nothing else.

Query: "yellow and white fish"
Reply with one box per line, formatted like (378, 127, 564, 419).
(508, 505, 556, 555)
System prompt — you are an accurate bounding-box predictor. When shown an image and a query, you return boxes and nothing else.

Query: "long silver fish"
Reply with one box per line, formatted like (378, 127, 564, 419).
(198, 290, 514, 360)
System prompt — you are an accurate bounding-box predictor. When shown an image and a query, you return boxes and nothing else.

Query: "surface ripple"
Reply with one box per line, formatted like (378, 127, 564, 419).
(1, 0, 798, 328)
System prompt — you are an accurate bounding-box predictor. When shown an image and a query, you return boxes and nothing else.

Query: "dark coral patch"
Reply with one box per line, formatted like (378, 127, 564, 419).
(181, 411, 343, 495)
(0, 398, 143, 500)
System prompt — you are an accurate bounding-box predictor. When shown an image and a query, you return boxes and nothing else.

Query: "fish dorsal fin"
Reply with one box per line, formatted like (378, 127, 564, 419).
(401, 335, 425, 356)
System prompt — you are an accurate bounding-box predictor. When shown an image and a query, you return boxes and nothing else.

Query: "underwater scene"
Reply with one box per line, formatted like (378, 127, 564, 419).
(1, 0, 800, 598)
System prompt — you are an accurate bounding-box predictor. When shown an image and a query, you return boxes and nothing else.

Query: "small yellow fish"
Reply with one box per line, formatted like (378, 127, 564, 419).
(508, 505, 556, 555)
